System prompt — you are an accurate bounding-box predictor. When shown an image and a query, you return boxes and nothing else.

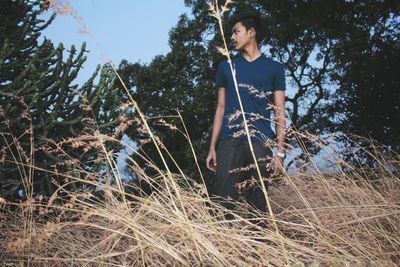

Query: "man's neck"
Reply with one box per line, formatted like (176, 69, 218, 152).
(241, 43, 261, 62)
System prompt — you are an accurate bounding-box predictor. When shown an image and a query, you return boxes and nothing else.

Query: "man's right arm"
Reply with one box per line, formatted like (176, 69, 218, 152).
(206, 87, 225, 171)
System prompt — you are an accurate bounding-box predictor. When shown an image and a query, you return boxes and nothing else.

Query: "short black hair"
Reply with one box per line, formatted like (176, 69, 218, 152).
(229, 10, 263, 44)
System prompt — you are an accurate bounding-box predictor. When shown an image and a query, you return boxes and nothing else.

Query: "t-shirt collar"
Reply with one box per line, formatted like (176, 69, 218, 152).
(239, 52, 264, 63)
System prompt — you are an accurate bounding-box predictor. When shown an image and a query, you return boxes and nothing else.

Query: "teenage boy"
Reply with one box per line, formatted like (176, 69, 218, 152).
(206, 11, 286, 212)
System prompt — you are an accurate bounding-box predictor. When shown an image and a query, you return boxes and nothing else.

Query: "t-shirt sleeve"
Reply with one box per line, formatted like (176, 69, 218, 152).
(214, 62, 226, 89)
(273, 63, 286, 91)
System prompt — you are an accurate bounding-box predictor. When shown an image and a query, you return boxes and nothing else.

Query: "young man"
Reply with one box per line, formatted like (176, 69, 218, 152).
(206, 11, 286, 212)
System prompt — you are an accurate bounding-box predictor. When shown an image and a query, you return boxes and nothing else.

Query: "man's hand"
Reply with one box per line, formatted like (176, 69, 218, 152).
(267, 156, 284, 177)
(206, 148, 217, 172)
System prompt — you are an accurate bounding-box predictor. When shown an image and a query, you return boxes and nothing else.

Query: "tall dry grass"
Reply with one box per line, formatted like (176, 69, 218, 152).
(1, 134, 399, 266)
(1, 1, 400, 266)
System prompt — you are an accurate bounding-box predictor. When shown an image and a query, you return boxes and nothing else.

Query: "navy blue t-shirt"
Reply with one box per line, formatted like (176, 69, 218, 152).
(215, 53, 286, 141)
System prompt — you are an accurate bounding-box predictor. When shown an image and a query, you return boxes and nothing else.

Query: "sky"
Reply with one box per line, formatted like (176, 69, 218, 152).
(39, 0, 190, 85)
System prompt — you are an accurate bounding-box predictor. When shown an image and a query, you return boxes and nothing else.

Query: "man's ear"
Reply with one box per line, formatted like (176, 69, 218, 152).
(249, 27, 256, 38)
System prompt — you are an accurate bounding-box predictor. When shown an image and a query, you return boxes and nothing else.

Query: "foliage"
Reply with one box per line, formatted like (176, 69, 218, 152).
(116, 13, 222, 184)
(327, 1, 400, 161)
(117, 0, 399, 178)
(0, 0, 123, 199)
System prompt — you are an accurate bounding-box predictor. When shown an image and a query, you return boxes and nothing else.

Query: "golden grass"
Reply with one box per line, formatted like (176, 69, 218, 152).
(1, 149, 399, 266)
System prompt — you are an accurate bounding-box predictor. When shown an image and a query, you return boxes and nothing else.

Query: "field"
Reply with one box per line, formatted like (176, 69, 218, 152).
(1, 133, 399, 266)
(1, 1, 399, 266)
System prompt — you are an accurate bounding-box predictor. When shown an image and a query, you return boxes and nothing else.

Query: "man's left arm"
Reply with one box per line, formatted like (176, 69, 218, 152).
(268, 89, 286, 176)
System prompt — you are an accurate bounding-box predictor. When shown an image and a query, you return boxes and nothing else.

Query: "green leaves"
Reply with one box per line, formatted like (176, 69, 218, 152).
(0, 1, 125, 199)
(119, 0, 399, 179)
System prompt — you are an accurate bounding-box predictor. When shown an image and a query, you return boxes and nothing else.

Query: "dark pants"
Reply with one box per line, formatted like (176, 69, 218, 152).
(212, 139, 273, 213)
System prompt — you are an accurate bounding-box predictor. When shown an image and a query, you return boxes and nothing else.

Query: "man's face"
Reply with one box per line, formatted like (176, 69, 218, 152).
(230, 22, 254, 51)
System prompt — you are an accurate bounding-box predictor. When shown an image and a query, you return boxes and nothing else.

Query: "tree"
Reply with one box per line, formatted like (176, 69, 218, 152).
(327, 1, 400, 162)
(118, 0, 400, 181)
(116, 12, 221, 184)
(117, 0, 338, 183)
(0, 0, 124, 199)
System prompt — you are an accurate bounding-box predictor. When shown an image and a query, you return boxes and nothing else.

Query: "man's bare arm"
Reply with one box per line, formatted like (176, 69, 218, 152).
(206, 87, 225, 171)
(267, 90, 286, 176)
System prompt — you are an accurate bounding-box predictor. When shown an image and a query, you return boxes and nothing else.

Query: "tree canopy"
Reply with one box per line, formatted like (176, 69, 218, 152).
(0, 0, 124, 199)
(116, 0, 399, 181)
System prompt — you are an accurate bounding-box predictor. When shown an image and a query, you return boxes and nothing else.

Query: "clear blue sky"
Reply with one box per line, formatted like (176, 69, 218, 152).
(39, 0, 189, 84)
